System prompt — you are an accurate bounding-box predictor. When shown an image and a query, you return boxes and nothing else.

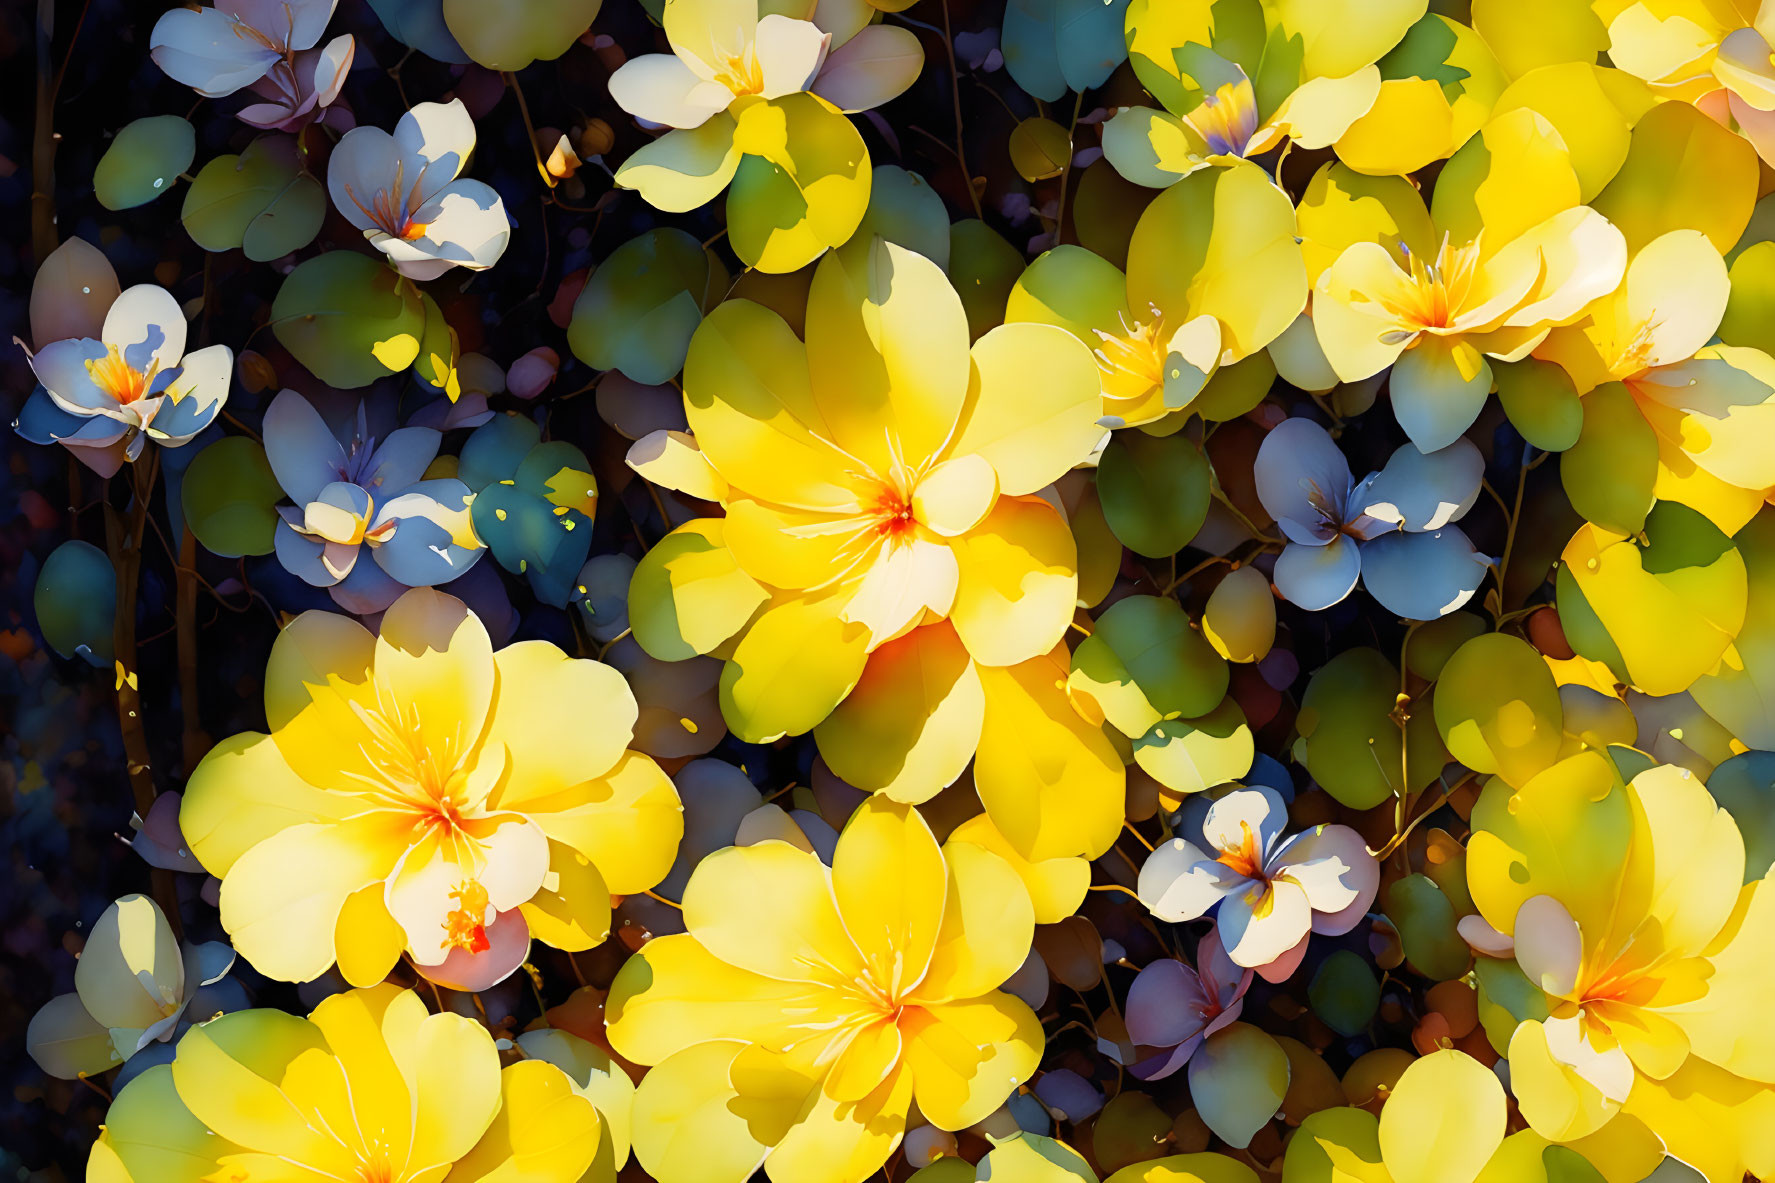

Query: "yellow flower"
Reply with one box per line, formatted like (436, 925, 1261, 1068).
(87, 984, 613, 1183)
(607, 0, 917, 272)
(628, 237, 1124, 861)
(1104, 0, 1425, 187)
(1600, 0, 1775, 165)
(1007, 160, 1306, 430)
(1464, 752, 1775, 1177)
(181, 587, 682, 986)
(1537, 227, 1775, 532)
(605, 797, 1042, 1183)
(1309, 107, 1627, 450)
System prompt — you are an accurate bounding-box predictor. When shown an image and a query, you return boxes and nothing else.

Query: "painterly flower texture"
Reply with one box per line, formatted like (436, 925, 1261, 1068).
(180, 587, 682, 989)
(87, 985, 609, 1183)
(608, 0, 920, 271)
(1464, 752, 1775, 1176)
(21, 285, 231, 476)
(150, 0, 354, 131)
(1254, 416, 1490, 619)
(1138, 786, 1379, 980)
(25, 895, 237, 1083)
(264, 390, 483, 615)
(328, 100, 511, 279)
(606, 798, 1042, 1183)
(1124, 931, 1252, 1080)
(627, 238, 1125, 862)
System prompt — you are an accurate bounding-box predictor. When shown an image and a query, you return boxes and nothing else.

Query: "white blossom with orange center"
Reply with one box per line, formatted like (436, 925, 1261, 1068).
(181, 587, 682, 988)
(327, 100, 510, 280)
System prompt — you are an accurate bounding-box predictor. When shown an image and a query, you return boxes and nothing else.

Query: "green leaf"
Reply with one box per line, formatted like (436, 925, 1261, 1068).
(441, 0, 601, 69)
(1130, 698, 1253, 795)
(1010, 117, 1072, 182)
(1433, 633, 1564, 787)
(1560, 381, 1656, 535)
(95, 116, 195, 211)
(35, 540, 116, 666)
(271, 252, 427, 388)
(1069, 595, 1228, 737)
(856, 166, 950, 269)
(180, 437, 283, 559)
(1295, 647, 1444, 809)
(568, 228, 721, 385)
(1495, 358, 1582, 452)
(948, 219, 1026, 342)
(1309, 950, 1380, 1036)
(1385, 874, 1471, 981)
(1097, 431, 1211, 557)
(182, 138, 324, 261)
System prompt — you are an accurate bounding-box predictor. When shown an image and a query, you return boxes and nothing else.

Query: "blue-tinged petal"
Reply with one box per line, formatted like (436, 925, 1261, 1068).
(274, 519, 351, 587)
(151, 345, 231, 445)
(16, 385, 99, 443)
(1274, 534, 1362, 611)
(263, 390, 347, 504)
(1356, 436, 1484, 532)
(330, 552, 406, 615)
(362, 426, 442, 493)
(1254, 417, 1353, 541)
(1359, 528, 1489, 620)
(1390, 336, 1492, 452)
(370, 479, 484, 587)
(29, 339, 112, 413)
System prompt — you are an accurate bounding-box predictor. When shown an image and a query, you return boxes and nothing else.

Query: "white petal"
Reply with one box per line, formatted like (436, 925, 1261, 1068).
(609, 54, 737, 128)
(103, 285, 186, 376)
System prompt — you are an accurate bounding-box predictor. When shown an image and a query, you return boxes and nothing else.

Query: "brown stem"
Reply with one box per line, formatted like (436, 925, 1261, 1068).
(937, 0, 984, 220)
(106, 455, 183, 936)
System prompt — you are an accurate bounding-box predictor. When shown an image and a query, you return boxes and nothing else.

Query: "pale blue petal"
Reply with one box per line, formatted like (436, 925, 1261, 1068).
(1359, 528, 1490, 620)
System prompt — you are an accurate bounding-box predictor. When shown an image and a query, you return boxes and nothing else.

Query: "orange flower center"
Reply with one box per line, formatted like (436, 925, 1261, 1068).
(1093, 306, 1169, 397)
(1384, 236, 1482, 331)
(441, 879, 492, 954)
(712, 47, 766, 97)
(1214, 821, 1266, 881)
(343, 158, 439, 241)
(868, 483, 919, 542)
(85, 345, 155, 406)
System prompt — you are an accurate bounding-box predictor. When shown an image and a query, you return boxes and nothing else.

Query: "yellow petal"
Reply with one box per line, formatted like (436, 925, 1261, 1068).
(918, 842, 1036, 1003)
(442, 1061, 602, 1183)
(614, 116, 744, 214)
(831, 797, 947, 996)
(370, 588, 495, 767)
(975, 645, 1124, 862)
(516, 748, 683, 897)
(482, 641, 638, 807)
(727, 94, 872, 274)
(626, 429, 730, 502)
(1430, 108, 1580, 249)
(92, 1065, 235, 1183)
(334, 884, 406, 988)
(1377, 1049, 1506, 1183)
(682, 840, 866, 984)
(626, 1042, 776, 1183)
(723, 497, 871, 591)
(949, 322, 1104, 497)
(629, 518, 770, 662)
(763, 1064, 912, 1182)
(804, 237, 970, 475)
(945, 812, 1088, 926)
(171, 1009, 338, 1164)
(948, 496, 1077, 668)
(1296, 163, 1436, 286)
(900, 996, 1041, 1130)
(1336, 76, 1457, 175)
(519, 838, 614, 952)
(814, 622, 984, 802)
(181, 732, 351, 878)
(719, 588, 871, 742)
(1591, 99, 1758, 255)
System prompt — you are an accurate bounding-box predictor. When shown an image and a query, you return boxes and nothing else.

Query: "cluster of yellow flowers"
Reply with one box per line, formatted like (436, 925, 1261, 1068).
(25, 0, 1775, 1182)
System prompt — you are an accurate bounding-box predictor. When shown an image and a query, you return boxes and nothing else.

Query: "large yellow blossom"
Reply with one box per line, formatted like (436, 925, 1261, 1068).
(88, 984, 614, 1183)
(1464, 751, 1775, 1180)
(1597, 0, 1775, 163)
(605, 797, 1042, 1183)
(1007, 160, 1306, 430)
(181, 587, 683, 986)
(1308, 107, 1627, 450)
(1537, 227, 1775, 532)
(628, 237, 1124, 862)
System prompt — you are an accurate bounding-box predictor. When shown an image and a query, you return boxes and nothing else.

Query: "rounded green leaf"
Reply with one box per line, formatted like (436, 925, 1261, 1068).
(1010, 116, 1072, 182)
(95, 116, 195, 211)
(1187, 1023, 1289, 1150)
(1131, 697, 1254, 796)
(568, 229, 722, 386)
(950, 219, 1029, 342)
(271, 252, 426, 388)
(1309, 950, 1380, 1037)
(1384, 874, 1471, 981)
(1705, 751, 1775, 883)
(1097, 431, 1211, 558)
(1070, 595, 1228, 736)
(977, 1133, 1096, 1182)
(1295, 647, 1444, 809)
(35, 540, 116, 665)
(182, 138, 324, 262)
(1560, 382, 1657, 536)
(1433, 633, 1563, 787)
(857, 166, 950, 269)
(1495, 358, 1582, 453)
(180, 437, 283, 559)
(442, 0, 600, 69)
